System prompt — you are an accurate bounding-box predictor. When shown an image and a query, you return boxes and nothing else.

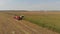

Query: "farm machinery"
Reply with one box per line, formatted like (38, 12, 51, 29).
(14, 15, 24, 20)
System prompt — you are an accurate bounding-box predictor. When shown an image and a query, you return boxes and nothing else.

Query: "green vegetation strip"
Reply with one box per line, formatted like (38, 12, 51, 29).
(23, 14, 60, 33)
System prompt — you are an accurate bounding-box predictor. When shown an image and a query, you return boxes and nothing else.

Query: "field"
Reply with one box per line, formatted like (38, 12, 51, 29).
(0, 11, 60, 34)
(7, 11, 60, 33)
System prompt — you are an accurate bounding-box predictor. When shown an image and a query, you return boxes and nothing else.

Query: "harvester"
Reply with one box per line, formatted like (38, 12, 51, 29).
(14, 15, 24, 20)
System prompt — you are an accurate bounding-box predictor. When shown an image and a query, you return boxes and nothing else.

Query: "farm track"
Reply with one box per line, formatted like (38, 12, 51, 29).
(0, 13, 59, 34)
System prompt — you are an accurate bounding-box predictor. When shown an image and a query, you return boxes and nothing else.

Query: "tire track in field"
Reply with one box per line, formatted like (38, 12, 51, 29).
(6, 17, 29, 34)
(8, 16, 40, 34)
(7, 19, 25, 34)
(15, 20, 41, 34)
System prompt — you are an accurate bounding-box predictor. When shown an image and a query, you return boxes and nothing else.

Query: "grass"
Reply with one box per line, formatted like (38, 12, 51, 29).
(22, 12, 60, 33)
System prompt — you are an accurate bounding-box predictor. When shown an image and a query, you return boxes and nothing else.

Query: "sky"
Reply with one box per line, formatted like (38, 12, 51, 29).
(0, 0, 60, 10)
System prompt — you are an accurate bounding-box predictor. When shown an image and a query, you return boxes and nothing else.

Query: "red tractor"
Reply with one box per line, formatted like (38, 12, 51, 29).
(14, 15, 24, 20)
